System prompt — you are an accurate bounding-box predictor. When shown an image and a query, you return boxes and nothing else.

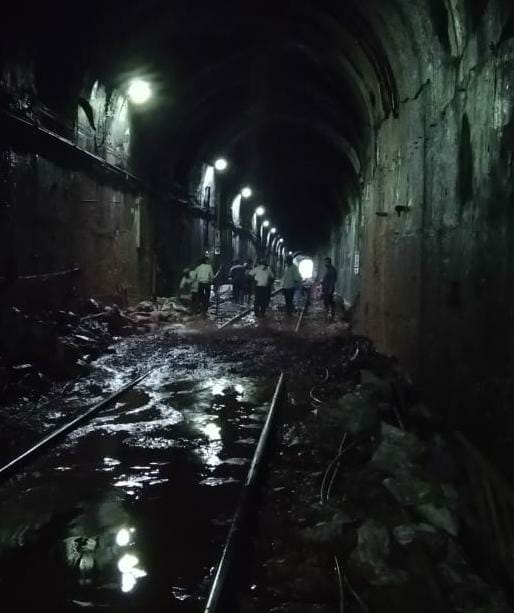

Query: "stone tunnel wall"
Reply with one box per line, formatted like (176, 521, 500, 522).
(334, 4, 514, 430)
(0, 151, 155, 310)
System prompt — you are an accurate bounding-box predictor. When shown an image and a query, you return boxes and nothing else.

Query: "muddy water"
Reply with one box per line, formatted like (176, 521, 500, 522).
(0, 356, 275, 612)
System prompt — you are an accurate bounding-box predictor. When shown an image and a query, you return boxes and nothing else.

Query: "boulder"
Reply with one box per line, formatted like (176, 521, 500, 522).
(350, 518, 409, 586)
(318, 392, 380, 435)
(370, 423, 426, 475)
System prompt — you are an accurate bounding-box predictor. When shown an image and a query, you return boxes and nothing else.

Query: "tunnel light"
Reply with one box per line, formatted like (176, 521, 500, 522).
(255, 206, 265, 216)
(241, 187, 252, 198)
(127, 79, 152, 104)
(288, 251, 293, 256)
(299, 258, 314, 279)
(262, 220, 270, 228)
(270, 227, 276, 234)
(278, 238, 284, 243)
(214, 158, 228, 171)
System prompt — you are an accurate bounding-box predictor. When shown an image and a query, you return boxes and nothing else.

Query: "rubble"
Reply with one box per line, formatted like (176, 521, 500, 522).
(0, 294, 194, 402)
(236, 318, 513, 612)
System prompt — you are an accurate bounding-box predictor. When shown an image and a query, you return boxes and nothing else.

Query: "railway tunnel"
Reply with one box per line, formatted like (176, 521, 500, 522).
(1, 1, 514, 611)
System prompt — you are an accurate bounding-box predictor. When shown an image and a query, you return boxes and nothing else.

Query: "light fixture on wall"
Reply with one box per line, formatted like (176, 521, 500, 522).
(214, 158, 228, 171)
(127, 79, 152, 104)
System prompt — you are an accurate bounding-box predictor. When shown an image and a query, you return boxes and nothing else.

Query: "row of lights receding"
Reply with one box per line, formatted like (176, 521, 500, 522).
(212, 159, 284, 247)
(125, 80, 290, 254)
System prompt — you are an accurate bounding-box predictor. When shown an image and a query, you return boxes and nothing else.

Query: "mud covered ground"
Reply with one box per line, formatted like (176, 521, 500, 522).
(0, 297, 512, 612)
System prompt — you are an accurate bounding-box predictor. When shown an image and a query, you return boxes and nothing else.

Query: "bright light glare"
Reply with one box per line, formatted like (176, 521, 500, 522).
(118, 553, 139, 573)
(270, 227, 277, 234)
(255, 206, 265, 216)
(122, 573, 137, 593)
(203, 423, 222, 440)
(116, 528, 131, 547)
(214, 158, 228, 171)
(262, 220, 270, 228)
(299, 259, 314, 279)
(278, 238, 284, 243)
(241, 187, 252, 198)
(127, 79, 152, 104)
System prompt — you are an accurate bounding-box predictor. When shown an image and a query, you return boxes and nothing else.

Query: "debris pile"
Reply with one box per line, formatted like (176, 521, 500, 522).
(125, 297, 192, 331)
(0, 295, 192, 401)
(238, 335, 513, 613)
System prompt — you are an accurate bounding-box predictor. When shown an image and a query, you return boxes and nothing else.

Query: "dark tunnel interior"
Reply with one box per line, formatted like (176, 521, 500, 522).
(2, 0, 514, 609)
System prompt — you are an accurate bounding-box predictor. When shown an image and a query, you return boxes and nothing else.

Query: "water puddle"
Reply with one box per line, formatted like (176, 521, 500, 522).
(0, 358, 271, 611)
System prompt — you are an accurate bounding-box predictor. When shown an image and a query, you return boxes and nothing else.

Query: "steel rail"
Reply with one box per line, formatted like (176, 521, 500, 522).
(203, 372, 286, 613)
(294, 292, 310, 333)
(218, 288, 283, 329)
(205, 295, 309, 611)
(0, 368, 155, 483)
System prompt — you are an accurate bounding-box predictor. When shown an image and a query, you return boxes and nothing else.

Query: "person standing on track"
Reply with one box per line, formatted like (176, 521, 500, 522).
(281, 255, 302, 317)
(321, 256, 337, 320)
(250, 258, 274, 318)
(229, 259, 246, 304)
(194, 256, 214, 316)
(242, 262, 253, 305)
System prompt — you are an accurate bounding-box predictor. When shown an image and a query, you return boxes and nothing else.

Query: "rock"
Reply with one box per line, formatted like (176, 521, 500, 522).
(82, 298, 102, 314)
(360, 369, 393, 401)
(382, 474, 435, 506)
(102, 306, 128, 335)
(350, 518, 409, 586)
(416, 502, 459, 536)
(319, 392, 380, 435)
(11, 363, 34, 380)
(392, 523, 447, 558)
(135, 300, 155, 312)
(370, 422, 426, 475)
(438, 541, 512, 612)
(301, 520, 345, 546)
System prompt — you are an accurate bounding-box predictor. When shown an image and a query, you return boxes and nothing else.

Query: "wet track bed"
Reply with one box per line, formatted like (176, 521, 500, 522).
(0, 298, 351, 612)
(0, 342, 277, 612)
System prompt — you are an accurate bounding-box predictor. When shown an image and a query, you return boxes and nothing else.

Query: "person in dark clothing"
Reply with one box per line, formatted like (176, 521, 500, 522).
(321, 257, 337, 319)
(242, 262, 253, 305)
(229, 259, 246, 304)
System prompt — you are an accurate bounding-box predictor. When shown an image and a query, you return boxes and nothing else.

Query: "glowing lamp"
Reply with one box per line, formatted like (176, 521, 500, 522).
(214, 158, 228, 171)
(127, 79, 152, 104)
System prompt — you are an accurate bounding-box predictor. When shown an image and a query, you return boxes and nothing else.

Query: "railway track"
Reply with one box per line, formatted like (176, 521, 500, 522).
(0, 294, 309, 612)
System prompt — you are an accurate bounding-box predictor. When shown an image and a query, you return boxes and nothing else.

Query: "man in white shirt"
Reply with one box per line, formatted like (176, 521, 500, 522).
(194, 256, 214, 315)
(281, 255, 302, 316)
(249, 259, 274, 317)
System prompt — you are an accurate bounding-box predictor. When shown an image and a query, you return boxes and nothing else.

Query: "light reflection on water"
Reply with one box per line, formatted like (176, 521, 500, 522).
(0, 367, 265, 607)
(118, 552, 147, 593)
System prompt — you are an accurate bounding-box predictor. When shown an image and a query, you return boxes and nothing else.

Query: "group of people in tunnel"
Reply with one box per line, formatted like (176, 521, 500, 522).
(179, 255, 338, 320)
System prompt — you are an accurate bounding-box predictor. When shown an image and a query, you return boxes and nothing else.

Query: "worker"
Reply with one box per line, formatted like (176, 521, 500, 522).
(321, 256, 337, 319)
(249, 258, 274, 317)
(194, 256, 214, 316)
(281, 255, 302, 316)
(229, 259, 246, 304)
(242, 262, 253, 305)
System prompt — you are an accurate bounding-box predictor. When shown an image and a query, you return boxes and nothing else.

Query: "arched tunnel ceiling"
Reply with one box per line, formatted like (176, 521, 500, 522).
(2, 0, 458, 249)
